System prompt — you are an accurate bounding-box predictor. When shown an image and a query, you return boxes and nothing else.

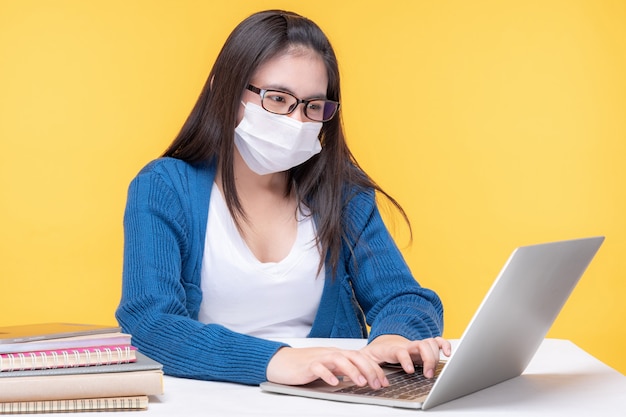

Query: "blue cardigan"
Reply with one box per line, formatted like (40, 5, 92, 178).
(115, 157, 443, 385)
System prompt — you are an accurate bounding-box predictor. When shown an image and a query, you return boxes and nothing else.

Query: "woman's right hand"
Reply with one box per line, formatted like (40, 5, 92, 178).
(266, 346, 390, 388)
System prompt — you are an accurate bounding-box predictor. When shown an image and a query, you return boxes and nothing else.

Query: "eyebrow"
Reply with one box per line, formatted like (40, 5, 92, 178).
(259, 83, 327, 100)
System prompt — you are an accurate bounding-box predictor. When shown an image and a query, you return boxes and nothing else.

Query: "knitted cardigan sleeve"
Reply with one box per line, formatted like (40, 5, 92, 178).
(341, 188, 444, 341)
(115, 159, 286, 385)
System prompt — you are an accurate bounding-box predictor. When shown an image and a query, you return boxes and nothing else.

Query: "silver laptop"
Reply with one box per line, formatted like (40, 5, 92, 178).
(260, 236, 604, 410)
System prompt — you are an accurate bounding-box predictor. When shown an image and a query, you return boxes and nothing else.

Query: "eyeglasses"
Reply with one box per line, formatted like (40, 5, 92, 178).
(246, 84, 340, 122)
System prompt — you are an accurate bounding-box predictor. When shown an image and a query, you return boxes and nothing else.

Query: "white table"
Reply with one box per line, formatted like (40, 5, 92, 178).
(98, 338, 626, 416)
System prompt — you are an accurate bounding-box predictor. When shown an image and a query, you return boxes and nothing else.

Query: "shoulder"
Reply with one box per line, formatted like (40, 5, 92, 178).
(126, 157, 216, 214)
(343, 183, 377, 217)
(130, 157, 216, 192)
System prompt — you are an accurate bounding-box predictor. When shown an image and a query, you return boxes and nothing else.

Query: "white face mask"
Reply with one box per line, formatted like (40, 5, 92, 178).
(234, 102, 323, 175)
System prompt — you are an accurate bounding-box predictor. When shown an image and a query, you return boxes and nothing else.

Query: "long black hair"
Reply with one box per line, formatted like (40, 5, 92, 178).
(163, 10, 410, 276)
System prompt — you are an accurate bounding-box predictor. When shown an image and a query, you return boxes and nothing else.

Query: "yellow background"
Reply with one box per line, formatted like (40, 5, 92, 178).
(1, 0, 624, 374)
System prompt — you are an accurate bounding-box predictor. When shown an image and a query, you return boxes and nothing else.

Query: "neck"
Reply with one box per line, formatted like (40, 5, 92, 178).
(216, 149, 289, 196)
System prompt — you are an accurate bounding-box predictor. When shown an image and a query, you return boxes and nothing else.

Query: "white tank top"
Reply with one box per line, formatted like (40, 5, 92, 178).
(198, 183, 325, 338)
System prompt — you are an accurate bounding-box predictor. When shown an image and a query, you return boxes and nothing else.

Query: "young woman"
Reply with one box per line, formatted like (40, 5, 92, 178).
(116, 9, 450, 390)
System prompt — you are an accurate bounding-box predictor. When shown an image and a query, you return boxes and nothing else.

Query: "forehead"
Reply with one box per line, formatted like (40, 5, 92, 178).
(250, 48, 328, 97)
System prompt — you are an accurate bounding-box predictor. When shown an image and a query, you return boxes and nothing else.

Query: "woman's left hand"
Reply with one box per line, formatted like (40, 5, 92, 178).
(360, 335, 452, 379)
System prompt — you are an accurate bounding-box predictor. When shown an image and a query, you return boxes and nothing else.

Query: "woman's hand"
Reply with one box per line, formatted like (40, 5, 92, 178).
(266, 346, 390, 388)
(361, 335, 451, 378)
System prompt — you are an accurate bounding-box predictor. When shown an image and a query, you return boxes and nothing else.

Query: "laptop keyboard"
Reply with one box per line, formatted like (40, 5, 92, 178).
(334, 362, 445, 401)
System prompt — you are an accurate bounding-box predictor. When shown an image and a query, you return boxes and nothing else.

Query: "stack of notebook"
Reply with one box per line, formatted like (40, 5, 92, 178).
(0, 323, 163, 413)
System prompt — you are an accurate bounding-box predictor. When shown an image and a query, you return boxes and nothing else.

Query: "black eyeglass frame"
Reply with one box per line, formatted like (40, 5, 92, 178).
(246, 84, 340, 122)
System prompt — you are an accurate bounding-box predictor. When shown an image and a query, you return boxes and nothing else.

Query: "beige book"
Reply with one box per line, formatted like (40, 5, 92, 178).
(0, 352, 163, 402)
